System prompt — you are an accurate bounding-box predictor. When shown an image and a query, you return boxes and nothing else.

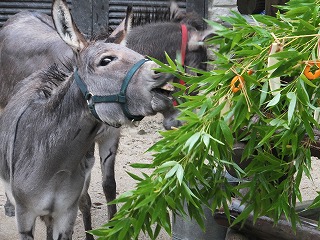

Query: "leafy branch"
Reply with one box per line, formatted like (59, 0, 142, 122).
(92, 0, 320, 239)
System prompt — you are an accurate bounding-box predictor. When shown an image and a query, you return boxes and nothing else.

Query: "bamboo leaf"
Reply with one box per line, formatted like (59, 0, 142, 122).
(184, 132, 201, 152)
(219, 120, 234, 147)
(266, 93, 281, 108)
(287, 92, 297, 123)
(176, 164, 184, 185)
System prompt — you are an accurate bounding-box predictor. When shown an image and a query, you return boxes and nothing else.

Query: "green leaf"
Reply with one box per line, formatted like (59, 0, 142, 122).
(285, 6, 312, 17)
(287, 92, 297, 123)
(126, 171, 144, 181)
(231, 33, 242, 50)
(165, 163, 179, 179)
(184, 132, 201, 152)
(257, 127, 277, 147)
(165, 196, 176, 209)
(296, 78, 310, 105)
(259, 81, 269, 107)
(219, 120, 234, 147)
(266, 93, 281, 108)
(176, 164, 184, 185)
(308, 193, 320, 210)
(130, 163, 153, 169)
(301, 111, 315, 140)
(231, 204, 254, 226)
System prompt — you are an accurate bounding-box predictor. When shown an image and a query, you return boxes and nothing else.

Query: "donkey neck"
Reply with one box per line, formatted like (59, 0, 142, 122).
(10, 72, 102, 178)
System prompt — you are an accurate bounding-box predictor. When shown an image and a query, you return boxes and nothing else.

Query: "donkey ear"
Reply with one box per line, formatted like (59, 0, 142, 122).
(52, 0, 88, 52)
(170, 0, 185, 20)
(188, 28, 216, 51)
(109, 5, 133, 45)
(121, 5, 133, 45)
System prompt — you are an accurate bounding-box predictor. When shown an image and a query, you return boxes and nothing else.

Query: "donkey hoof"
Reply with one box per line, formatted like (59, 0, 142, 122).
(4, 204, 15, 217)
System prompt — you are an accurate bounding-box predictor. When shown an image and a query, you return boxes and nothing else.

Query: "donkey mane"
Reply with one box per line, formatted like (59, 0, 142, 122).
(38, 63, 86, 114)
(41, 64, 70, 98)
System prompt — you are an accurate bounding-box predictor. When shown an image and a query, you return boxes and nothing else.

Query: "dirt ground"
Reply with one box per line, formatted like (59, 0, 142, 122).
(1, 113, 320, 239)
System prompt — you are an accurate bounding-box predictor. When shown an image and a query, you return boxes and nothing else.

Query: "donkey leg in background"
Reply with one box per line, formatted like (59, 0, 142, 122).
(79, 191, 94, 240)
(41, 216, 53, 240)
(96, 126, 121, 220)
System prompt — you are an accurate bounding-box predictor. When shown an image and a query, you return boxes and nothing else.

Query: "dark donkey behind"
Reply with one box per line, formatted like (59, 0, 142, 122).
(0, 0, 212, 238)
(127, 0, 210, 74)
(0, 0, 173, 239)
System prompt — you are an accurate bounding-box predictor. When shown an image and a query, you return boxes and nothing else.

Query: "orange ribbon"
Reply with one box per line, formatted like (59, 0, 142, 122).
(304, 61, 320, 80)
(230, 75, 245, 93)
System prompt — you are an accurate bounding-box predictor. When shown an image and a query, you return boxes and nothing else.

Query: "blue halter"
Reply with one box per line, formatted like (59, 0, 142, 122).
(74, 58, 149, 122)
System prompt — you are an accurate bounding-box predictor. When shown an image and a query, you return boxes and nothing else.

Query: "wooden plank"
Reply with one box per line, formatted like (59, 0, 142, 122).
(0, 0, 72, 28)
(92, 0, 109, 34)
(214, 198, 320, 240)
(186, 0, 207, 19)
(265, 0, 288, 16)
(237, 0, 265, 14)
(72, 0, 92, 36)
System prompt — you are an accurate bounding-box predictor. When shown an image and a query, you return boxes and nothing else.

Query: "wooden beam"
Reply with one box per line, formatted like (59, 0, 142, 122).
(92, 0, 109, 35)
(72, 0, 93, 36)
(214, 199, 320, 240)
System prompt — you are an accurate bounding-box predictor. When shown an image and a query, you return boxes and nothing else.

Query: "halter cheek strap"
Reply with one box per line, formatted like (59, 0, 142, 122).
(74, 58, 149, 122)
(180, 24, 188, 81)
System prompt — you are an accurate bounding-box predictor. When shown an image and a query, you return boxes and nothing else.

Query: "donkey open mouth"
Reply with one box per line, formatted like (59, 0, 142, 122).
(151, 79, 175, 113)
(153, 80, 175, 96)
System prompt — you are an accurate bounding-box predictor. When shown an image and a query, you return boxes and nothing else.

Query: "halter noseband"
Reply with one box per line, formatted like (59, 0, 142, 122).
(74, 58, 149, 122)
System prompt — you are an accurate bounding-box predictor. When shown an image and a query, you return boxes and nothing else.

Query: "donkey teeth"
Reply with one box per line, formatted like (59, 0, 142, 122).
(160, 82, 174, 92)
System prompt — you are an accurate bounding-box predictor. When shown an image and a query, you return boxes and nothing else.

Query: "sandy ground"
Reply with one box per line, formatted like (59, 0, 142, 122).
(1, 113, 320, 239)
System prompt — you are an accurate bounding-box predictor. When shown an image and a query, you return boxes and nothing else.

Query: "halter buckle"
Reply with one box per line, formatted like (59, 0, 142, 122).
(85, 92, 94, 106)
(117, 94, 126, 103)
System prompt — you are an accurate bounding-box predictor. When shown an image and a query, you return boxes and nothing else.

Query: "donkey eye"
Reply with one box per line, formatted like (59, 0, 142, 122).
(99, 56, 116, 66)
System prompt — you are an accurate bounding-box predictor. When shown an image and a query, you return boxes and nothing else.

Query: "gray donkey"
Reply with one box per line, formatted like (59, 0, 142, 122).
(0, 1, 212, 238)
(0, 0, 173, 239)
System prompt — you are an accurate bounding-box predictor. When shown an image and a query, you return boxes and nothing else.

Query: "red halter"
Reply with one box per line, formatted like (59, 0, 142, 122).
(173, 24, 188, 106)
(179, 23, 188, 84)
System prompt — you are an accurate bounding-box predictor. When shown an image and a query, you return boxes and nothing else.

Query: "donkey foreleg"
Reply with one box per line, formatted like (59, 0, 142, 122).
(15, 205, 37, 240)
(51, 206, 78, 240)
(78, 144, 95, 240)
(97, 127, 120, 220)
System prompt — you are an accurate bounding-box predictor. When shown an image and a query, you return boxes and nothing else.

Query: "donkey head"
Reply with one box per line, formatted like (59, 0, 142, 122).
(170, 0, 204, 31)
(52, 0, 173, 127)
